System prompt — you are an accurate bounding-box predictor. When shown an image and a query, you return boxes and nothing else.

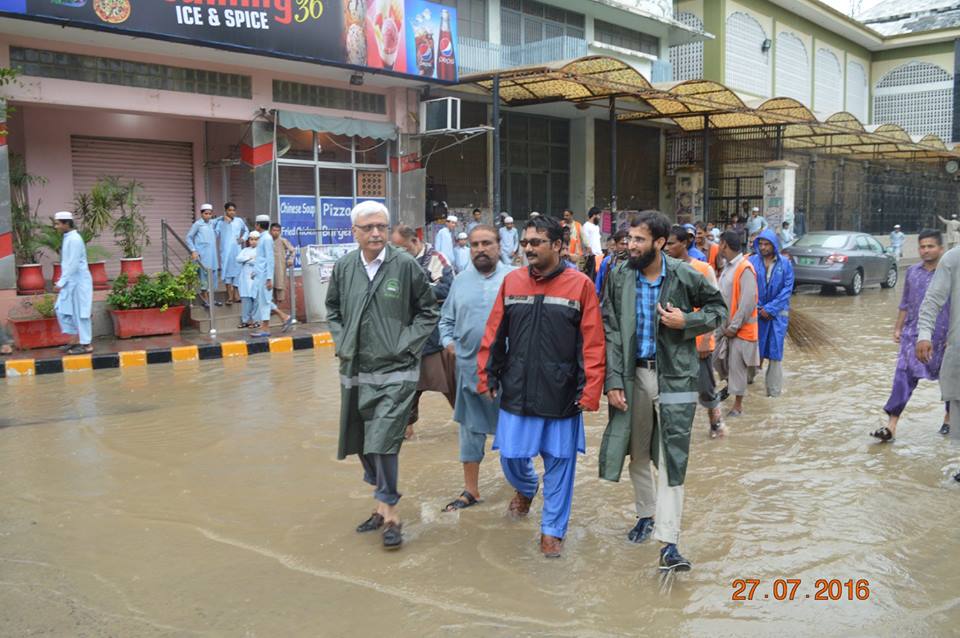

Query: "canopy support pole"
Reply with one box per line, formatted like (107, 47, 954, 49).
(492, 74, 501, 216)
(610, 96, 617, 213)
(702, 116, 710, 222)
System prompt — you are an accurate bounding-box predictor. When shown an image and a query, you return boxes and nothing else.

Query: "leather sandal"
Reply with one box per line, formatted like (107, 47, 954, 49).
(870, 426, 894, 443)
(507, 490, 533, 516)
(443, 490, 481, 512)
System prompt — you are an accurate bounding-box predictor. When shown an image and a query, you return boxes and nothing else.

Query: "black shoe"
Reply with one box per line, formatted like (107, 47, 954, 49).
(382, 522, 403, 550)
(717, 386, 730, 402)
(627, 517, 655, 544)
(940, 423, 951, 436)
(356, 512, 384, 533)
(954, 471, 960, 483)
(659, 543, 691, 572)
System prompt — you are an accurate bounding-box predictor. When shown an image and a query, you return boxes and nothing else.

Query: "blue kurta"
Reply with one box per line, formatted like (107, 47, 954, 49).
(434, 227, 456, 265)
(236, 247, 257, 298)
(439, 262, 513, 433)
(216, 215, 249, 284)
(55, 230, 94, 342)
(253, 232, 275, 321)
(749, 228, 795, 361)
(499, 226, 519, 263)
(452, 245, 470, 274)
(186, 218, 218, 269)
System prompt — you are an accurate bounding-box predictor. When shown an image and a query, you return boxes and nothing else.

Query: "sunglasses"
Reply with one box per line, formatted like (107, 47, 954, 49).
(519, 238, 553, 248)
(354, 223, 389, 233)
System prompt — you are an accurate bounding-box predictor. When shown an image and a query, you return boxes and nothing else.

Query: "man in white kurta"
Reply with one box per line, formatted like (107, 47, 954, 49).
(53, 211, 94, 354)
(215, 201, 248, 304)
(938, 214, 960, 250)
(250, 214, 292, 337)
(186, 203, 219, 308)
(434, 214, 458, 265)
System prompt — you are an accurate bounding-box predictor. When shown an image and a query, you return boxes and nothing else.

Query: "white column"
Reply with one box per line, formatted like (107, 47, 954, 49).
(570, 116, 595, 214)
(762, 160, 799, 230)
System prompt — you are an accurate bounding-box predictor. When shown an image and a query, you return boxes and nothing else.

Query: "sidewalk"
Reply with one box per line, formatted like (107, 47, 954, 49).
(1, 322, 334, 378)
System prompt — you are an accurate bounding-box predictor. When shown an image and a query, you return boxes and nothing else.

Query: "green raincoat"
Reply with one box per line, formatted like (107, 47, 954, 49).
(598, 255, 727, 486)
(326, 245, 439, 459)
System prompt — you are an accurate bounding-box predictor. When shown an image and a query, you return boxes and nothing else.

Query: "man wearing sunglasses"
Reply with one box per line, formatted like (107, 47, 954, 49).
(326, 201, 440, 551)
(478, 215, 606, 559)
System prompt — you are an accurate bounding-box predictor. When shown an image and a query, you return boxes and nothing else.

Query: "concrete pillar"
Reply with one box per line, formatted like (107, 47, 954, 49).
(570, 116, 595, 214)
(240, 120, 277, 219)
(762, 160, 799, 231)
(0, 99, 13, 289)
(674, 166, 703, 224)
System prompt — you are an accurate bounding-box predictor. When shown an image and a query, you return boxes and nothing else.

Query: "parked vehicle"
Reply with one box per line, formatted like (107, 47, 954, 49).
(785, 231, 898, 296)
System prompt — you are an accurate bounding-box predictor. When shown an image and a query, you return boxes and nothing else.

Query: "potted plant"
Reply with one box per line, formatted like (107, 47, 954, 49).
(7, 293, 70, 350)
(72, 181, 117, 290)
(9, 154, 48, 295)
(109, 177, 150, 279)
(107, 262, 199, 338)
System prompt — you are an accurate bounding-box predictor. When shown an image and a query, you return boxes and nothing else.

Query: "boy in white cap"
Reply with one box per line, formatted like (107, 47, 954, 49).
(890, 224, 905, 259)
(435, 214, 458, 265)
(186, 203, 220, 308)
(498, 216, 519, 264)
(236, 231, 260, 328)
(452, 231, 470, 274)
(53, 211, 94, 354)
(250, 214, 293, 337)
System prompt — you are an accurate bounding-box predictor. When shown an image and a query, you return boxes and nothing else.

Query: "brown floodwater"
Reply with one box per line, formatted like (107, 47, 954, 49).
(1, 284, 958, 637)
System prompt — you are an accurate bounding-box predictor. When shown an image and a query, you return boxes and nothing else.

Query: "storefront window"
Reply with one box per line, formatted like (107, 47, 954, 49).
(278, 127, 316, 161)
(316, 132, 352, 163)
(278, 165, 315, 194)
(356, 137, 388, 165)
(319, 168, 354, 197)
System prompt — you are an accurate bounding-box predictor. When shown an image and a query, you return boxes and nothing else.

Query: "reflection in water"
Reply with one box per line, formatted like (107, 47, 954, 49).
(1, 287, 958, 635)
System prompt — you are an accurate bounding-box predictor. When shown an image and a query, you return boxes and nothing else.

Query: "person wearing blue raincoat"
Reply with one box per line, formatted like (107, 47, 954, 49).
(186, 203, 219, 308)
(215, 201, 248, 305)
(748, 228, 795, 397)
(53, 211, 94, 354)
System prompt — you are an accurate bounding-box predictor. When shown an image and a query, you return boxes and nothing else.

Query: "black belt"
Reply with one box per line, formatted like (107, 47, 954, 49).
(635, 359, 656, 370)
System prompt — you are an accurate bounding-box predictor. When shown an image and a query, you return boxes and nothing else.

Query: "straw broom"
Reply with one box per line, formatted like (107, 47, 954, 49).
(787, 306, 836, 353)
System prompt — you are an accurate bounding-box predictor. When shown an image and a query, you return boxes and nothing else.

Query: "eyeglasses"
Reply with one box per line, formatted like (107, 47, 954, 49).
(519, 238, 552, 248)
(354, 223, 388, 233)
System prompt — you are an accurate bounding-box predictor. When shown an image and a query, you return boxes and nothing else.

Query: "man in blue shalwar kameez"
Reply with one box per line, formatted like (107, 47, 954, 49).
(478, 216, 606, 558)
(53, 211, 94, 354)
(748, 228, 794, 397)
(438, 225, 513, 511)
(215, 201, 248, 305)
(186, 203, 220, 308)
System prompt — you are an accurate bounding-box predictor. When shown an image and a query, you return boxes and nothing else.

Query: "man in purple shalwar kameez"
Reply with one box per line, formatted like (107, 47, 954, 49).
(871, 230, 951, 442)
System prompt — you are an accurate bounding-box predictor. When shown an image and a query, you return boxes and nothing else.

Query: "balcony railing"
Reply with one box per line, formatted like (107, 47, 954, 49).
(458, 35, 589, 75)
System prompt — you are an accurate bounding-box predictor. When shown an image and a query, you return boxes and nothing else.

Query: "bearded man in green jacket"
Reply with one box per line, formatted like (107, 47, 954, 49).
(326, 201, 440, 550)
(600, 211, 727, 572)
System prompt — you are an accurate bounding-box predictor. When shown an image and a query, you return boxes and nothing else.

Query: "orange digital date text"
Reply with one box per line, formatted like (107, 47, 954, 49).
(731, 578, 870, 601)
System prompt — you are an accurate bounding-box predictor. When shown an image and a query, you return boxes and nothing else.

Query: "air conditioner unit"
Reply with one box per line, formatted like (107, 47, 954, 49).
(420, 97, 461, 134)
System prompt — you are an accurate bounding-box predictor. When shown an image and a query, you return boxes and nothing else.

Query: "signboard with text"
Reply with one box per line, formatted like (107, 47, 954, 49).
(1, 0, 458, 82)
(278, 195, 317, 268)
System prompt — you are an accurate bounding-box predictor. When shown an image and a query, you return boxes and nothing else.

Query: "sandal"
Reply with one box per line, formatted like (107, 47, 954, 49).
(236, 322, 250, 329)
(66, 345, 93, 355)
(870, 427, 894, 443)
(356, 512, 384, 533)
(382, 521, 403, 550)
(443, 490, 481, 512)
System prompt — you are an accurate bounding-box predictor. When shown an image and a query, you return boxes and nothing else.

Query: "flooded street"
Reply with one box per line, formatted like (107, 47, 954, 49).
(1, 285, 957, 637)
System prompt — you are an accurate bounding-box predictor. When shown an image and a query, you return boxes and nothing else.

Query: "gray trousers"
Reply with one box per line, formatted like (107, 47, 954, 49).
(360, 453, 401, 505)
(765, 360, 783, 397)
(950, 400, 960, 442)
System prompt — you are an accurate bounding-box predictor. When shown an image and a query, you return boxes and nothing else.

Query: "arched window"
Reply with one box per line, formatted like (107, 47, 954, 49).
(724, 12, 770, 97)
(814, 48, 843, 115)
(669, 11, 704, 82)
(775, 32, 810, 105)
(874, 61, 953, 139)
(845, 61, 868, 122)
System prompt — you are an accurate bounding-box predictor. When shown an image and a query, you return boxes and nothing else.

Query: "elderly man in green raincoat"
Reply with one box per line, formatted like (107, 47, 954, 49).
(599, 211, 727, 572)
(326, 201, 439, 551)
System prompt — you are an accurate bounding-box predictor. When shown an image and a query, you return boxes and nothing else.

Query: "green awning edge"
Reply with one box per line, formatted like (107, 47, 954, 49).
(277, 110, 397, 141)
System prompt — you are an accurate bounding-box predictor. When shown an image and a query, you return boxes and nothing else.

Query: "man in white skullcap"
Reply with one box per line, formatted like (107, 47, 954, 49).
(250, 214, 293, 337)
(937, 213, 960, 250)
(498, 216, 519, 265)
(326, 200, 439, 550)
(890, 224, 906, 260)
(53, 211, 94, 354)
(452, 231, 470, 274)
(186, 203, 220, 308)
(435, 214, 458, 265)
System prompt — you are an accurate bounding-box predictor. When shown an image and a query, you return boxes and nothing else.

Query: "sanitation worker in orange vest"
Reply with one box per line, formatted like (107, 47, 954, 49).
(715, 230, 760, 418)
(561, 209, 585, 263)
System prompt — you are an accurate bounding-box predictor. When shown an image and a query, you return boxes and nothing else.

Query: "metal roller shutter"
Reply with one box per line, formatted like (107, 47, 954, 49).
(71, 136, 195, 276)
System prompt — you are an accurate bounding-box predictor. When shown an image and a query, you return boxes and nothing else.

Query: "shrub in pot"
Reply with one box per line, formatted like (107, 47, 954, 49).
(110, 178, 150, 280)
(7, 294, 71, 350)
(107, 262, 199, 339)
(9, 154, 49, 295)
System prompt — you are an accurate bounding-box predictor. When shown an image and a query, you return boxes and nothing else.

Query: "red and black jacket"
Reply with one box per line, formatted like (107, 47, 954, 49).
(477, 264, 605, 417)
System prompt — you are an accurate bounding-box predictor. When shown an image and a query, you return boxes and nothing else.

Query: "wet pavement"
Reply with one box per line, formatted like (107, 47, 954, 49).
(1, 284, 958, 637)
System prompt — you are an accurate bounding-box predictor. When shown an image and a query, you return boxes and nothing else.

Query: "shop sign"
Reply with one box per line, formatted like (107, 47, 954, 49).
(2, 0, 458, 83)
(279, 194, 317, 268)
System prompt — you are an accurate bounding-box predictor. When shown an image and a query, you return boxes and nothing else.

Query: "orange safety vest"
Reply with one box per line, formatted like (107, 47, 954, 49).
(688, 258, 716, 351)
(567, 221, 583, 258)
(730, 258, 759, 342)
(707, 242, 720, 272)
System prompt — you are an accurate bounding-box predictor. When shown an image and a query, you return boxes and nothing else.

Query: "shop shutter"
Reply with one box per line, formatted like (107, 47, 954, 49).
(71, 136, 195, 277)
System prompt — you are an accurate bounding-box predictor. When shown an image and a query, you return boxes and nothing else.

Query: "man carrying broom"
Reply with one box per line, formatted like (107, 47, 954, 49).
(748, 229, 794, 397)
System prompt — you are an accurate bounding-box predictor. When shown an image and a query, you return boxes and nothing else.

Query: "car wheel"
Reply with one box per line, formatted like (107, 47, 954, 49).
(881, 265, 898, 289)
(845, 270, 863, 296)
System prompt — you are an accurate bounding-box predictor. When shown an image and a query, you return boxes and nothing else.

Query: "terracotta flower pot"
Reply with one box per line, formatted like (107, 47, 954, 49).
(16, 264, 46, 295)
(51, 262, 62, 285)
(120, 257, 144, 281)
(9, 316, 70, 350)
(89, 261, 109, 291)
(110, 305, 186, 339)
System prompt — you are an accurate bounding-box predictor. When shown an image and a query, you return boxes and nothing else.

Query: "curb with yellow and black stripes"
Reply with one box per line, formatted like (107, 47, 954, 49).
(0, 332, 334, 378)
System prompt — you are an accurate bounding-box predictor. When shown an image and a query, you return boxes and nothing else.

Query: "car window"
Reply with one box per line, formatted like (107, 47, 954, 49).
(794, 234, 850, 249)
(855, 236, 870, 250)
(866, 237, 884, 253)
